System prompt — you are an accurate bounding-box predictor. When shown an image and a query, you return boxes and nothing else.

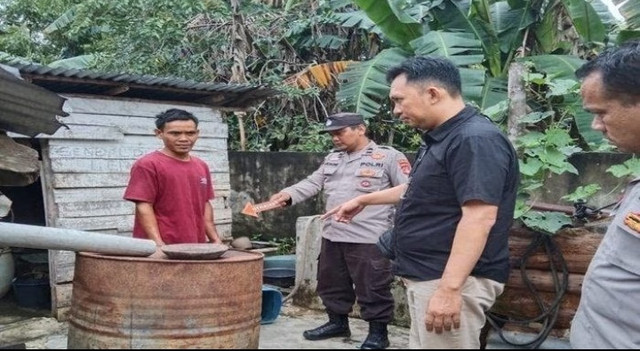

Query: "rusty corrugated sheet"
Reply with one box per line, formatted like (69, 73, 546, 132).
(0, 65, 68, 137)
(1, 60, 280, 108)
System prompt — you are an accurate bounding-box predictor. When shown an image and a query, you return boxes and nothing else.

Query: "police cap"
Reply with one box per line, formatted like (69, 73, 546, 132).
(320, 112, 365, 133)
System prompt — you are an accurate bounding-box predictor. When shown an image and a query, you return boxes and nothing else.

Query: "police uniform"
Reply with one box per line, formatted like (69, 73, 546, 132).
(282, 140, 410, 323)
(570, 177, 640, 348)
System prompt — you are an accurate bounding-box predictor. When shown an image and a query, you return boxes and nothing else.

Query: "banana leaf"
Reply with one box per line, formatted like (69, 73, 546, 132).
(431, 0, 503, 76)
(561, 0, 606, 43)
(334, 10, 381, 34)
(536, 1, 568, 53)
(43, 6, 78, 34)
(522, 55, 586, 80)
(410, 30, 488, 103)
(479, 76, 508, 112)
(617, 30, 640, 43)
(565, 96, 605, 147)
(336, 48, 411, 118)
(410, 31, 484, 66)
(618, 0, 640, 28)
(491, 0, 536, 54)
(588, 0, 618, 27)
(354, 0, 424, 48)
(388, 0, 443, 24)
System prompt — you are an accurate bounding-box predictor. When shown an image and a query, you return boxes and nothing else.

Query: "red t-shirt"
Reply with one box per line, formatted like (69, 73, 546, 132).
(124, 151, 214, 244)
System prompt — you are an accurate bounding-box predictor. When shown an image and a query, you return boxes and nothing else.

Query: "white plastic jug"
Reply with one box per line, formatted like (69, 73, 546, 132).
(0, 247, 15, 299)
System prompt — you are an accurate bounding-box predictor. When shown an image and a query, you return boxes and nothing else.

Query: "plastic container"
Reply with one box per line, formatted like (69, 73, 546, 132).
(263, 254, 296, 270)
(263, 268, 296, 288)
(261, 285, 283, 325)
(0, 247, 14, 299)
(12, 276, 51, 310)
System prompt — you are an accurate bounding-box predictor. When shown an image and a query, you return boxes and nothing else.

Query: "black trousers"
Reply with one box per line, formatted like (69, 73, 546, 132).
(316, 238, 394, 323)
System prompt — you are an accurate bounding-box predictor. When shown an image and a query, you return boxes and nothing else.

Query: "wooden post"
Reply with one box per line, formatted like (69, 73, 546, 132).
(507, 62, 527, 145)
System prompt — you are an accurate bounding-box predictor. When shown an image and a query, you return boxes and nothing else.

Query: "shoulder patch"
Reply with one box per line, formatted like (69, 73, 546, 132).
(325, 152, 342, 161)
(398, 158, 411, 175)
(624, 212, 640, 234)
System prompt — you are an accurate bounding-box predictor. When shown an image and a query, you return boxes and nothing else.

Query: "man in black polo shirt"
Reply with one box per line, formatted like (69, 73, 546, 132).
(323, 56, 519, 349)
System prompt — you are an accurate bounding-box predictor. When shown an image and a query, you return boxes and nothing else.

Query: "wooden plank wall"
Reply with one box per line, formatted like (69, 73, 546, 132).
(41, 96, 232, 319)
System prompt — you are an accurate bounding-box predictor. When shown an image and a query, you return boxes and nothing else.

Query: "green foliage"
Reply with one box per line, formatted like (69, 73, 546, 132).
(513, 61, 592, 233)
(521, 211, 573, 235)
(561, 184, 602, 203)
(561, 0, 607, 44)
(336, 47, 410, 118)
(250, 234, 295, 254)
(606, 157, 640, 178)
(268, 236, 296, 255)
(353, 0, 424, 49)
(0, 0, 84, 62)
(226, 86, 334, 152)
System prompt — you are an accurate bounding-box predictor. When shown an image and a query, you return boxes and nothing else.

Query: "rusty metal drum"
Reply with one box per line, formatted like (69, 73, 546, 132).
(67, 250, 263, 349)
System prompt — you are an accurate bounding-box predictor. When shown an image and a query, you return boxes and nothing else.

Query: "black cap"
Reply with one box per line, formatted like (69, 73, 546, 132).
(320, 112, 365, 133)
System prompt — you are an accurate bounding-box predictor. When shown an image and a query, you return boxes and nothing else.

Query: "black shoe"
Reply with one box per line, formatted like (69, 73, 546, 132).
(360, 322, 390, 349)
(303, 313, 351, 341)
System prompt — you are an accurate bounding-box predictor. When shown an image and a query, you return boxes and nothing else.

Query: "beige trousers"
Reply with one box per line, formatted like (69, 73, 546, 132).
(403, 276, 504, 349)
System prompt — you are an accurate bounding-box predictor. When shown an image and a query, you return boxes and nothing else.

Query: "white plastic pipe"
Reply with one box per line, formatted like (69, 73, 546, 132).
(0, 222, 156, 257)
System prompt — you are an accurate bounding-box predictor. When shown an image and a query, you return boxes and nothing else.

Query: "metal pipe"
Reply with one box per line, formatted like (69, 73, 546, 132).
(0, 222, 156, 257)
(527, 201, 575, 215)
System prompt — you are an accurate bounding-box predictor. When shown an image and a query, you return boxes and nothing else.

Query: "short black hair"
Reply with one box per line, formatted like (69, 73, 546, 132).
(575, 40, 640, 106)
(155, 108, 199, 129)
(386, 56, 462, 97)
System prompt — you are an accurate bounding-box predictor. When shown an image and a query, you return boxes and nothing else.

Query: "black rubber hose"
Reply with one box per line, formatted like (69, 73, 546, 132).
(486, 231, 569, 348)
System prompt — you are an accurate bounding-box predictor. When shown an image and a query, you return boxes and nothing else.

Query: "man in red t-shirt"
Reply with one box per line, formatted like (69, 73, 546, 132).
(124, 108, 221, 246)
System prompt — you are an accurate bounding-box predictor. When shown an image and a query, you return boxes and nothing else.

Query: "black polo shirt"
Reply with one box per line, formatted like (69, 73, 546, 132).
(392, 105, 519, 283)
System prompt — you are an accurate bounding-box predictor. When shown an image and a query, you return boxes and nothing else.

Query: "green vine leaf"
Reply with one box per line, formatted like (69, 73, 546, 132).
(546, 79, 579, 97)
(561, 183, 602, 202)
(522, 211, 573, 235)
(518, 111, 554, 124)
(606, 157, 640, 178)
(519, 158, 543, 176)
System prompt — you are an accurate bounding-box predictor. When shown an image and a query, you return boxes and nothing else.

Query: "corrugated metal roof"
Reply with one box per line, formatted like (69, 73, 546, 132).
(0, 65, 67, 137)
(1, 60, 279, 109)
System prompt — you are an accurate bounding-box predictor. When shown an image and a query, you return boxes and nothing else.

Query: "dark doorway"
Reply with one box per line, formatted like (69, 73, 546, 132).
(0, 138, 50, 312)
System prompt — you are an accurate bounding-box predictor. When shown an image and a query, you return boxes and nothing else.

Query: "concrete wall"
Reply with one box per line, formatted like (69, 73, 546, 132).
(537, 152, 633, 209)
(229, 151, 635, 241)
(228, 151, 419, 241)
(228, 151, 327, 241)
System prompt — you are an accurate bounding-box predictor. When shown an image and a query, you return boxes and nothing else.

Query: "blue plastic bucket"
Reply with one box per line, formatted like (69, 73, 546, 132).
(261, 285, 283, 325)
(263, 254, 296, 270)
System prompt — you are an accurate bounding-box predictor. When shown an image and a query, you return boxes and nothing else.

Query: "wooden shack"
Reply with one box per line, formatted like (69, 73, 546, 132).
(1, 61, 277, 319)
